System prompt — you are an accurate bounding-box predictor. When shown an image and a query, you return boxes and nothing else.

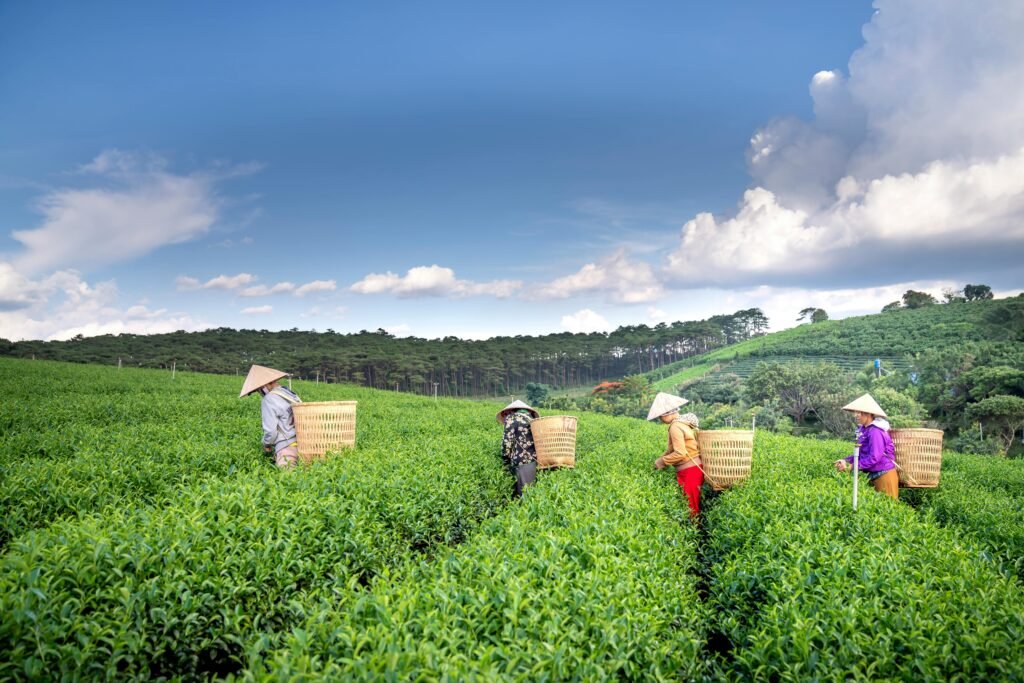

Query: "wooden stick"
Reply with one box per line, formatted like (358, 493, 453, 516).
(853, 445, 860, 512)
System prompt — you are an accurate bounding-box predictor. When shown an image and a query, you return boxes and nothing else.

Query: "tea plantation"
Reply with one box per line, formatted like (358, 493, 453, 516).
(1, 357, 1023, 681)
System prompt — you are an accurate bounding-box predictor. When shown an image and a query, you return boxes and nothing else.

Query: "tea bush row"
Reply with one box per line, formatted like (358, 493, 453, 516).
(245, 414, 708, 681)
(0, 394, 511, 680)
(702, 432, 1024, 681)
(904, 453, 1024, 580)
(0, 358, 492, 548)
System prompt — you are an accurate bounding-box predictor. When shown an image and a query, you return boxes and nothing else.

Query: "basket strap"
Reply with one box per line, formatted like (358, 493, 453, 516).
(689, 461, 720, 489)
(271, 388, 301, 405)
(892, 460, 920, 486)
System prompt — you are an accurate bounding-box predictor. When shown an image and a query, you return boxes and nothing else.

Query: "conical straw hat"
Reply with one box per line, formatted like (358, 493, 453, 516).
(239, 365, 288, 397)
(841, 393, 887, 417)
(496, 399, 540, 423)
(646, 392, 689, 421)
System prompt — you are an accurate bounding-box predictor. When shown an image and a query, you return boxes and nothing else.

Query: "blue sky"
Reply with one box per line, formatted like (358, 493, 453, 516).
(1, 1, 1022, 341)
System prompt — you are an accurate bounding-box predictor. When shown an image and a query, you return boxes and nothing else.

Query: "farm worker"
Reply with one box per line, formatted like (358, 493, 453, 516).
(833, 393, 898, 500)
(240, 364, 302, 468)
(497, 399, 540, 498)
(649, 392, 704, 518)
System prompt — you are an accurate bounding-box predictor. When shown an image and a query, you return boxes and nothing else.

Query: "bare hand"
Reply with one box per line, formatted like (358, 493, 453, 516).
(654, 457, 666, 470)
(834, 459, 850, 472)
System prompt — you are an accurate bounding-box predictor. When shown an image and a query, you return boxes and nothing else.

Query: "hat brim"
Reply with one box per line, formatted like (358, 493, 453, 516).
(239, 365, 289, 397)
(497, 407, 540, 423)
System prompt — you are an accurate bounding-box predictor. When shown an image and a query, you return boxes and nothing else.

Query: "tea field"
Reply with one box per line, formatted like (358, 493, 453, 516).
(1, 357, 1023, 681)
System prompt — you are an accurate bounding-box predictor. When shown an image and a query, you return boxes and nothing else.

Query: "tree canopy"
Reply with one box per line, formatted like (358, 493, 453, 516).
(1, 309, 769, 398)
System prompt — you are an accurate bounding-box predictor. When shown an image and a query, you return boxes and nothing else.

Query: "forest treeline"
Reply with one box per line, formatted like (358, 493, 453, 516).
(0, 309, 771, 397)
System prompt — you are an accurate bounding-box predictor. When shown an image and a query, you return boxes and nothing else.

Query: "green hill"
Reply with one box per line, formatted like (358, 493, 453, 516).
(647, 296, 1024, 392)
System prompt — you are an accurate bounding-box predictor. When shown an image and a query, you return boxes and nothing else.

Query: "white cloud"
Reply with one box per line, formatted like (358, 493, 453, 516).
(241, 305, 273, 315)
(561, 308, 611, 333)
(668, 149, 1024, 286)
(203, 273, 257, 290)
(175, 275, 201, 291)
(531, 249, 663, 303)
(239, 282, 297, 297)
(669, 0, 1024, 289)
(0, 265, 208, 341)
(178, 274, 338, 298)
(295, 279, 337, 297)
(9, 150, 260, 275)
(385, 323, 412, 337)
(350, 265, 521, 298)
(0, 263, 46, 311)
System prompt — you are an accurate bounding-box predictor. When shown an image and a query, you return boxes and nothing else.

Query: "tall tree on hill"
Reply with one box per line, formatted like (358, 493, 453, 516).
(963, 366, 1024, 401)
(967, 396, 1024, 453)
(902, 290, 938, 309)
(746, 361, 849, 426)
(797, 308, 829, 323)
(964, 284, 994, 301)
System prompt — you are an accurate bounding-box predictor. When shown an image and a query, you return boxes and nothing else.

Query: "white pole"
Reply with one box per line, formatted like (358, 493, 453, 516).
(118, 358, 122, 370)
(288, 377, 292, 390)
(752, 415, 756, 432)
(852, 445, 860, 512)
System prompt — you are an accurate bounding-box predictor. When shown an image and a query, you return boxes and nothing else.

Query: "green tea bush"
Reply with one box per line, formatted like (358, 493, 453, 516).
(0, 362, 511, 680)
(703, 432, 1024, 681)
(248, 414, 708, 681)
(905, 452, 1024, 579)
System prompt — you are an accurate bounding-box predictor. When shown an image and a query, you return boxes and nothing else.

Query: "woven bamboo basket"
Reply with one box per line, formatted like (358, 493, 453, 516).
(531, 415, 578, 470)
(696, 430, 753, 491)
(890, 428, 943, 488)
(292, 401, 357, 464)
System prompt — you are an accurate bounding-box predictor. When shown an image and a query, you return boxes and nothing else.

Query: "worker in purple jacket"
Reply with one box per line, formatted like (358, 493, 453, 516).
(833, 393, 898, 499)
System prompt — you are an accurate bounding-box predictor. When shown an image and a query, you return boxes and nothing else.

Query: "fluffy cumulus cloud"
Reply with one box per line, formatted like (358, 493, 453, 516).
(350, 265, 521, 298)
(0, 266, 208, 341)
(8, 150, 260, 275)
(241, 305, 273, 315)
(667, 0, 1024, 289)
(0, 263, 46, 312)
(560, 308, 611, 334)
(530, 249, 663, 304)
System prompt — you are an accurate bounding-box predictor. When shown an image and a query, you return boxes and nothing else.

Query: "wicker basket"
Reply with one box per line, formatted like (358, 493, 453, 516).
(890, 428, 943, 488)
(292, 401, 357, 464)
(531, 415, 578, 470)
(696, 430, 753, 491)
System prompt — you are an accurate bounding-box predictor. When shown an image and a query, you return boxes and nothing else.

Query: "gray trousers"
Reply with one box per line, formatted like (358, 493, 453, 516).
(514, 462, 537, 498)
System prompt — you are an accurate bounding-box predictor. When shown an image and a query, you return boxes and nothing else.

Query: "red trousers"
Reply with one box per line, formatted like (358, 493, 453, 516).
(676, 466, 704, 517)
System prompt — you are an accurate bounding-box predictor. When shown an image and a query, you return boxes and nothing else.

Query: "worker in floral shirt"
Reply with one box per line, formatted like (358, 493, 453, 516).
(497, 400, 540, 498)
